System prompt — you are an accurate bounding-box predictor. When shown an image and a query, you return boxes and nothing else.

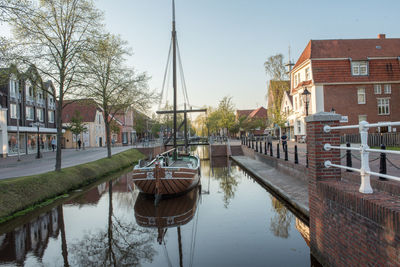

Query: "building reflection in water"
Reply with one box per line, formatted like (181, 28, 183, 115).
(269, 195, 294, 238)
(0, 206, 61, 265)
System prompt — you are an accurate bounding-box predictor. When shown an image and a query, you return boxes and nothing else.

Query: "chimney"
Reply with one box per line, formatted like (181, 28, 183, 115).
(378, 34, 386, 39)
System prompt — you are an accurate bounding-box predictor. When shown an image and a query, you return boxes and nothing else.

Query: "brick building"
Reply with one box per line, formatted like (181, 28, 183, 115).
(0, 67, 57, 157)
(290, 34, 400, 139)
(236, 107, 268, 137)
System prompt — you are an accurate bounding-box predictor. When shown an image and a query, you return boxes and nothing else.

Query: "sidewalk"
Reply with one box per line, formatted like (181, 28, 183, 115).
(0, 146, 136, 180)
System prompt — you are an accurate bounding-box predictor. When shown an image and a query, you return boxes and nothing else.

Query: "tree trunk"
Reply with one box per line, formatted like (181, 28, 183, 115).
(55, 98, 63, 171)
(105, 117, 112, 158)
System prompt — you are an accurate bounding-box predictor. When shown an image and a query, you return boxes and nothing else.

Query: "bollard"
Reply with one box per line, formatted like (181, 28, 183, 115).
(284, 144, 288, 161)
(252, 139, 254, 149)
(346, 142, 352, 172)
(255, 141, 258, 152)
(379, 144, 387, 180)
(264, 142, 267, 155)
(294, 145, 298, 164)
(277, 143, 280, 159)
(306, 151, 308, 168)
(270, 142, 273, 157)
(259, 141, 262, 153)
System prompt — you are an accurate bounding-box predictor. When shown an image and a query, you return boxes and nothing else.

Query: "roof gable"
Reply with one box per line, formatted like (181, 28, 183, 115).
(62, 99, 100, 123)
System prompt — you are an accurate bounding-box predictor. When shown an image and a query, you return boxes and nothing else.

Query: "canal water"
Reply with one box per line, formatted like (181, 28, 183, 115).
(0, 152, 314, 266)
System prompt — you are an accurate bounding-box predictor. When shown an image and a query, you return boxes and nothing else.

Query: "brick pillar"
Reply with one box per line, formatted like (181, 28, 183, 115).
(305, 112, 341, 182)
(305, 112, 341, 264)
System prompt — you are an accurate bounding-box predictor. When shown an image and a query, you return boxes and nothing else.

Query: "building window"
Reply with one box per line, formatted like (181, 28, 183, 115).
(9, 78, 19, 98)
(384, 84, 391, 94)
(297, 120, 301, 133)
(294, 74, 298, 87)
(357, 88, 366, 104)
(37, 108, 44, 122)
(377, 98, 390, 115)
(351, 61, 368, 76)
(305, 67, 310, 80)
(358, 115, 367, 122)
(26, 106, 34, 120)
(48, 110, 54, 123)
(374, 84, 381, 94)
(297, 73, 301, 83)
(10, 103, 17, 119)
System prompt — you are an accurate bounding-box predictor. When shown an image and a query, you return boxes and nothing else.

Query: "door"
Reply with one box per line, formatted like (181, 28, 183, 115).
(99, 137, 102, 147)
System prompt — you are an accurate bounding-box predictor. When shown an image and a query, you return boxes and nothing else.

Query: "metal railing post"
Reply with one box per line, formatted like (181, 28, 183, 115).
(379, 144, 387, 180)
(270, 142, 273, 157)
(255, 140, 258, 152)
(264, 142, 267, 155)
(251, 139, 254, 149)
(359, 121, 373, 194)
(276, 143, 280, 159)
(259, 141, 262, 153)
(284, 145, 288, 161)
(346, 142, 352, 172)
(294, 145, 298, 164)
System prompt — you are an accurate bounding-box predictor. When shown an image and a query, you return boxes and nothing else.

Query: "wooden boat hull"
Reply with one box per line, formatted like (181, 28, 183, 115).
(134, 186, 199, 228)
(132, 166, 200, 196)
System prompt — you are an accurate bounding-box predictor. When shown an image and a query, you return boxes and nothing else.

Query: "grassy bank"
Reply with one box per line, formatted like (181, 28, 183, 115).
(0, 148, 145, 222)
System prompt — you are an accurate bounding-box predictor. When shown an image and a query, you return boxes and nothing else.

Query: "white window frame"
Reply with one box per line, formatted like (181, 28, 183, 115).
(26, 106, 34, 120)
(305, 67, 310, 80)
(384, 84, 391, 94)
(48, 110, 54, 123)
(37, 108, 44, 122)
(294, 74, 298, 87)
(10, 103, 17, 119)
(351, 61, 368, 76)
(374, 84, 381, 94)
(357, 88, 366, 104)
(9, 78, 18, 98)
(377, 98, 390, 115)
(297, 120, 301, 133)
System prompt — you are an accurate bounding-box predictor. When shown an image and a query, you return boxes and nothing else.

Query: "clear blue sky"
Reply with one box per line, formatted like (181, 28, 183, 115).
(3, 1, 400, 110)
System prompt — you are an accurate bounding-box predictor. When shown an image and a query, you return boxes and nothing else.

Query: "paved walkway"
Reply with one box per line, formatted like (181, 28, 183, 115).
(231, 155, 309, 220)
(0, 146, 136, 179)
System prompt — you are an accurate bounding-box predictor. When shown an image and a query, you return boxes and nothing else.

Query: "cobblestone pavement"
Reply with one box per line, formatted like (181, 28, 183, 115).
(0, 145, 138, 179)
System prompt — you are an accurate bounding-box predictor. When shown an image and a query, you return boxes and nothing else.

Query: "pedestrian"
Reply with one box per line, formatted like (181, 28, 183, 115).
(267, 132, 272, 152)
(281, 132, 288, 153)
(51, 138, 56, 152)
(78, 139, 82, 150)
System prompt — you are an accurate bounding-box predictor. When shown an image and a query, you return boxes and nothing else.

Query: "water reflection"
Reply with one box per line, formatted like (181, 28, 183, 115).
(269, 195, 294, 238)
(0, 156, 315, 266)
(69, 180, 156, 267)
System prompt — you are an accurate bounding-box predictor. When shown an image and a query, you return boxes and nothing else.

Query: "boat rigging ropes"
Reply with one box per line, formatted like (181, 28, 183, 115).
(158, 36, 191, 111)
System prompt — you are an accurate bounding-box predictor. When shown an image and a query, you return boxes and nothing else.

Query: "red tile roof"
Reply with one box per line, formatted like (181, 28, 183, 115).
(312, 58, 400, 83)
(293, 37, 400, 71)
(248, 107, 268, 119)
(62, 99, 100, 123)
(236, 109, 253, 118)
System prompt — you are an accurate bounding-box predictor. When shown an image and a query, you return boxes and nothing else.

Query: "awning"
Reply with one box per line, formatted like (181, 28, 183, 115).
(7, 126, 65, 133)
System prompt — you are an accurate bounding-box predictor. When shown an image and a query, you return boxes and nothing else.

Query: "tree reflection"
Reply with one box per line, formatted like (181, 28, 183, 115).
(70, 181, 156, 266)
(269, 196, 293, 238)
(212, 163, 239, 208)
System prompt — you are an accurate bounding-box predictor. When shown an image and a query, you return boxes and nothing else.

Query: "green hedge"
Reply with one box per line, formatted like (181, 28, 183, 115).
(0, 148, 145, 221)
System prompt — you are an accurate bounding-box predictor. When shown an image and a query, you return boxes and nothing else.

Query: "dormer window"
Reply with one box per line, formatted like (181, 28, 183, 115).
(351, 61, 368, 76)
(305, 67, 310, 80)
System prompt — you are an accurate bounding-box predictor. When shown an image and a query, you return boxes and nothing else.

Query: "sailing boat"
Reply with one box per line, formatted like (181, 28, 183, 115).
(132, 0, 200, 199)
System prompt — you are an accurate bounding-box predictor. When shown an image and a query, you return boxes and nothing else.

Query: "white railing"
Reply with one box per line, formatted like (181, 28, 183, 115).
(324, 121, 400, 194)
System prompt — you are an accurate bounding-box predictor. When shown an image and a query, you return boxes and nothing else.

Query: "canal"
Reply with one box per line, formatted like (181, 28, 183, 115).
(0, 152, 314, 266)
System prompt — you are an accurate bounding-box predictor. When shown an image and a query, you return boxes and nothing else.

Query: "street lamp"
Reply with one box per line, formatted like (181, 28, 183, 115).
(30, 120, 45, 158)
(301, 87, 311, 116)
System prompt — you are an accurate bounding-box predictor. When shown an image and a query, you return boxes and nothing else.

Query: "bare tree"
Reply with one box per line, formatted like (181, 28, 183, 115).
(6, 0, 103, 170)
(264, 54, 288, 80)
(80, 33, 156, 158)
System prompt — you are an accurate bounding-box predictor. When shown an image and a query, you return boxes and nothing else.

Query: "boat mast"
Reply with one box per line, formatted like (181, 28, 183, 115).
(172, 0, 177, 158)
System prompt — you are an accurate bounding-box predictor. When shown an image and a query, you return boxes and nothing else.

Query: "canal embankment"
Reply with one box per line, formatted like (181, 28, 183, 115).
(231, 153, 309, 222)
(0, 148, 146, 223)
(212, 142, 310, 222)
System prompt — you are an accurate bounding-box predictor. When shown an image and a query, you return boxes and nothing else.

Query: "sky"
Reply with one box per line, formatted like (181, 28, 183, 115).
(2, 0, 400, 111)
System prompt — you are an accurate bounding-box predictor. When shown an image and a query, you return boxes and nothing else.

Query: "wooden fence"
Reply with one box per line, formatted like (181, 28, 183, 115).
(340, 133, 400, 146)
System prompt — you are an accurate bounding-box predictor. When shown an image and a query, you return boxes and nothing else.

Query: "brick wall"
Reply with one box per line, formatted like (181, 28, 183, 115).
(306, 112, 400, 266)
(210, 144, 227, 157)
(324, 83, 400, 133)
